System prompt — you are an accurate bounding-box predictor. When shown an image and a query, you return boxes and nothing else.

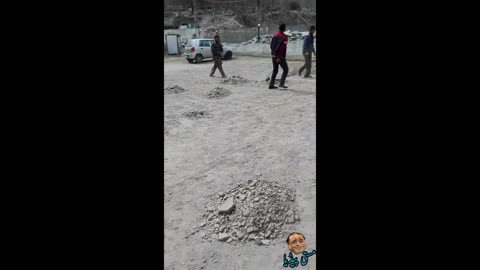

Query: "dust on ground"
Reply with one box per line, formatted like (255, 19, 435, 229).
(164, 55, 316, 270)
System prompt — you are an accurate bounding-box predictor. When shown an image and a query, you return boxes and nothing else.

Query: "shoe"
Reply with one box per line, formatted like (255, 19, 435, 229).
(210, 74, 214, 77)
(222, 75, 227, 78)
(298, 70, 302, 76)
(304, 75, 312, 78)
(269, 85, 278, 89)
(278, 85, 288, 88)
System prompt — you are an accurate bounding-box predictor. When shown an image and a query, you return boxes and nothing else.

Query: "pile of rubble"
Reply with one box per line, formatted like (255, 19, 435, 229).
(221, 75, 248, 85)
(206, 87, 231, 99)
(164, 85, 187, 94)
(190, 177, 300, 246)
(241, 31, 309, 45)
(204, 18, 244, 36)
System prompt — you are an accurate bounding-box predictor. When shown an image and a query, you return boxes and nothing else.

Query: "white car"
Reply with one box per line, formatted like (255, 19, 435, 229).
(183, 39, 233, 63)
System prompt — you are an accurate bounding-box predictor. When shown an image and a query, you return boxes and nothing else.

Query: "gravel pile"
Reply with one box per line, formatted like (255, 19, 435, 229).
(221, 75, 248, 85)
(182, 110, 210, 119)
(164, 85, 187, 94)
(206, 87, 231, 99)
(191, 177, 300, 246)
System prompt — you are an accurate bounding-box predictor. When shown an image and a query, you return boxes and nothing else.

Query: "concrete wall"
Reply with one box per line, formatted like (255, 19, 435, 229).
(225, 39, 316, 60)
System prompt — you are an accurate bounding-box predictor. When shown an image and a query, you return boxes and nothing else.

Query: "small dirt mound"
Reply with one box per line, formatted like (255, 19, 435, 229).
(207, 87, 231, 99)
(222, 75, 248, 85)
(164, 85, 186, 94)
(191, 177, 300, 245)
(182, 110, 210, 119)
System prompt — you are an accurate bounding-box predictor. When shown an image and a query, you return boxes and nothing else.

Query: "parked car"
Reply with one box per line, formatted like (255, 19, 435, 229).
(183, 39, 233, 63)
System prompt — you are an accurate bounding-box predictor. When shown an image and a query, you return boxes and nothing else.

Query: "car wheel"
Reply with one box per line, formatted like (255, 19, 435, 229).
(225, 51, 232, 60)
(187, 59, 194, 63)
(195, 54, 203, 63)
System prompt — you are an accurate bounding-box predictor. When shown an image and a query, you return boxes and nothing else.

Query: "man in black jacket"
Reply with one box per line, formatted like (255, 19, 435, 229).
(269, 23, 289, 89)
(299, 25, 316, 78)
(210, 35, 226, 78)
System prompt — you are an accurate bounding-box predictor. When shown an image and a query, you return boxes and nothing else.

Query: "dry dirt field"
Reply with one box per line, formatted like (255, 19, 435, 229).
(164, 55, 316, 270)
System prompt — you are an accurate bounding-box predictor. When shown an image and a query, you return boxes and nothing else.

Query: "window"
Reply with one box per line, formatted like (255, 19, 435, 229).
(199, 40, 210, 47)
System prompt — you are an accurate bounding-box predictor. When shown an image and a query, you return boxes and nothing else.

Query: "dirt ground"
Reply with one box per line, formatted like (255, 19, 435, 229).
(164, 55, 316, 270)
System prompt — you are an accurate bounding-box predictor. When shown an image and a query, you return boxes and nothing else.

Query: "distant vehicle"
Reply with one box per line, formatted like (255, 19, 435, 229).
(183, 39, 233, 63)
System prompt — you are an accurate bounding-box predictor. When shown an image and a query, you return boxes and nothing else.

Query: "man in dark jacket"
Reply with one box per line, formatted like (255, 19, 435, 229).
(269, 23, 289, 89)
(299, 25, 316, 78)
(210, 35, 226, 78)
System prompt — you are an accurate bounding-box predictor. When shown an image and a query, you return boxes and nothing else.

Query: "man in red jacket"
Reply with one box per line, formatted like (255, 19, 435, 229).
(269, 23, 289, 89)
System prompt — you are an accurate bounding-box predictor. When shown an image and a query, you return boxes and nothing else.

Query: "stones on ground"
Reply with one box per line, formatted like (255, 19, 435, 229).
(262, 239, 271, 245)
(218, 233, 230, 241)
(198, 178, 299, 245)
(218, 197, 235, 214)
(285, 210, 295, 224)
(247, 226, 259, 234)
(164, 85, 186, 94)
(207, 87, 231, 99)
(182, 110, 210, 119)
(222, 75, 248, 85)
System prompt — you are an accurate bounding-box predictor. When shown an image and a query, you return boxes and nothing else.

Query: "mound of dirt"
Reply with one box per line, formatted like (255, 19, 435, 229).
(207, 87, 231, 99)
(182, 110, 210, 119)
(164, 85, 187, 94)
(222, 75, 248, 85)
(191, 177, 300, 246)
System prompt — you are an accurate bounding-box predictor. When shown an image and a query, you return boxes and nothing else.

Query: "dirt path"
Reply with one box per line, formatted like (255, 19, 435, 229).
(164, 55, 316, 270)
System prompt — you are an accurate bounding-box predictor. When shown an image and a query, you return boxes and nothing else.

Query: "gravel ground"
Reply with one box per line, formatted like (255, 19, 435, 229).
(164, 55, 316, 270)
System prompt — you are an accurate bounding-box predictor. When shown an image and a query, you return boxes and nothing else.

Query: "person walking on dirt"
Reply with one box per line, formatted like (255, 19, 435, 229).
(210, 35, 227, 78)
(299, 25, 316, 78)
(269, 23, 289, 89)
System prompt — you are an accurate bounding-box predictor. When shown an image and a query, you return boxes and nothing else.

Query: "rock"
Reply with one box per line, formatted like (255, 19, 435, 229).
(200, 222, 206, 227)
(265, 230, 272, 238)
(218, 192, 225, 197)
(255, 237, 263, 245)
(227, 238, 233, 243)
(219, 225, 226, 232)
(247, 226, 259, 234)
(254, 197, 259, 202)
(218, 197, 235, 214)
(261, 239, 271, 245)
(218, 233, 230, 241)
(238, 194, 246, 200)
(248, 234, 256, 240)
(242, 209, 250, 217)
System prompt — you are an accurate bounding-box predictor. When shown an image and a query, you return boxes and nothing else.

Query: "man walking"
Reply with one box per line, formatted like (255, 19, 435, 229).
(269, 23, 289, 89)
(299, 25, 316, 78)
(210, 35, 226, 78)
